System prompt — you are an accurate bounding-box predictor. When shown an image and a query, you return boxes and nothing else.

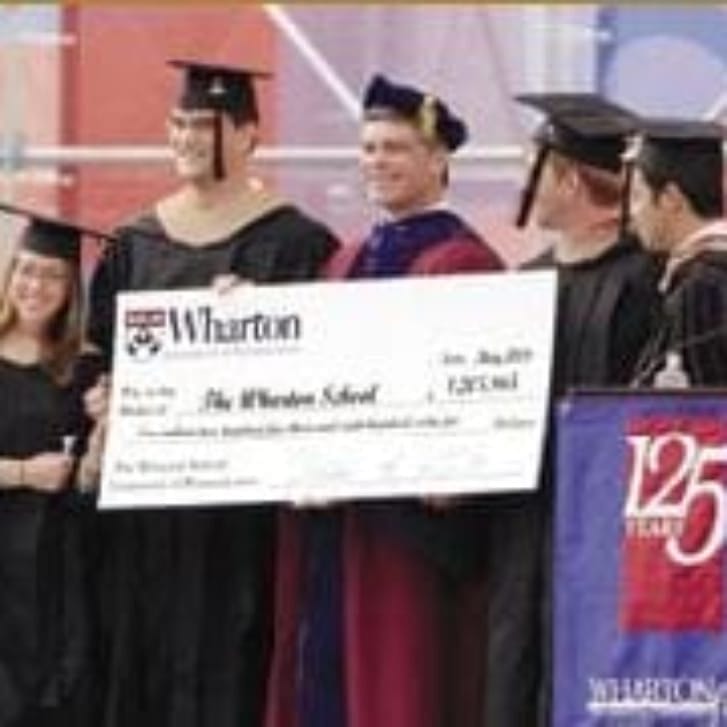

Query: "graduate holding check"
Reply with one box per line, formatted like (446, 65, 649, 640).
(85, 58, 338, 727)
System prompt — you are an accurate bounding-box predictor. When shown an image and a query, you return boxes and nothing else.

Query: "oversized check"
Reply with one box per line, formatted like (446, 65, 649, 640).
(99, 270, 555, 508)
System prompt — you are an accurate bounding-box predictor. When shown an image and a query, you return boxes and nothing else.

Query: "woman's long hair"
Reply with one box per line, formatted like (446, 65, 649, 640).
(0, 246, 83, 384)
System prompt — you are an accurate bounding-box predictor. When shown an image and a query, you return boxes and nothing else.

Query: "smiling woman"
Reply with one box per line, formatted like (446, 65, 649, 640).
(0, 206, 106, 727)
(0, 220, 82, 380)
(6, 253, 73, 341)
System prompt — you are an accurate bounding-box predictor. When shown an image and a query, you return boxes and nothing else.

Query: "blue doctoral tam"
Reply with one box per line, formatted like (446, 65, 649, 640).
(363, 73, 468, 151)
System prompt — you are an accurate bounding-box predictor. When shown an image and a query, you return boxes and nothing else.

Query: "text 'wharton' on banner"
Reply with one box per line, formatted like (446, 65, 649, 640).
(100, 270, 556, 508)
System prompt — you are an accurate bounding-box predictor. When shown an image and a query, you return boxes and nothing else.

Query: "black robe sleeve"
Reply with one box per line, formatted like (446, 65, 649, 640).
(86, 235, 132, 367)
(665, 257, 727, 385)
(608, 250, 663, 384)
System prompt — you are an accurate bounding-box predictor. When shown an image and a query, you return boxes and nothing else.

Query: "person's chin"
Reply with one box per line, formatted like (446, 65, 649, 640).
(633, 227, 653, 248)
(368, 186, 401, 207)
(533, 214, 555, 231)
(17, 309, 53, 329)
(365, 188, 385, 206)
(642, 238, 663, 254)
(175, 160, 211, 182)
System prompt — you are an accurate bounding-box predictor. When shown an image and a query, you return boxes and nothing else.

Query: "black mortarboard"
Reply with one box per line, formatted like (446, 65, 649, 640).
(630, 118, 725, 178)
(514, 92, 638, 227)
(168, 59, 272, 180)
(362, 74, 468, 151)
(629, 118, 725, 218)
(169, 59, 270, 121)
(0, 201, 114, 264)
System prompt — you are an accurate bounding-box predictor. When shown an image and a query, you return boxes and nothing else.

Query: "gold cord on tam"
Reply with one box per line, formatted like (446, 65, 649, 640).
(418, 95, 437, 142)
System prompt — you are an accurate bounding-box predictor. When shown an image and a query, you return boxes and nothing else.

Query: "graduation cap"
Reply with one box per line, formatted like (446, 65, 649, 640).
(628, 118, 726, 219)
(0, 200, 114, 265)
(168, 59, 272, 180)
(362, 74, 468, 151)
(629, 118, 725, 180)
(514, 93, 638, 227)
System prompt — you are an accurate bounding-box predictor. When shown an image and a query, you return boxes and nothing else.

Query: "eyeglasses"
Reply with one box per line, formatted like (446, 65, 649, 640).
(167, 112, 217, 134)
(13, 261, 70, 285)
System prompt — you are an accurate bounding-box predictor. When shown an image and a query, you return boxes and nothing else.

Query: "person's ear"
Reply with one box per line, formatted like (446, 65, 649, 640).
(661, 181, 687, 214)
(560, 166, 580, 197)
(429, 144, 448, 173)
(236, 121, 259, 156)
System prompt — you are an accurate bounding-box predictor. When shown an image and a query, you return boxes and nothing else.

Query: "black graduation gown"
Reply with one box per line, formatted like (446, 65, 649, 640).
(0, 359, 93, 727)
(86, 205, 338, 727)
(533, 236, 663, 396)
(481, 237, 662, 727)
(634, 250, 727, 386)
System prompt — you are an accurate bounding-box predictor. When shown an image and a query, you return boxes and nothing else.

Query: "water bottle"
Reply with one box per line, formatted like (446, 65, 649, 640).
(653, 351, 690, 389)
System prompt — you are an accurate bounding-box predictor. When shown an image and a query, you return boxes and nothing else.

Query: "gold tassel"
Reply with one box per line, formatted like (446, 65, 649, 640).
(418, 95, 437, 142)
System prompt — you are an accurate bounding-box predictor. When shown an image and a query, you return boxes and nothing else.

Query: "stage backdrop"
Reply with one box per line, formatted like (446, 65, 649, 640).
(555, 393, 727, 725)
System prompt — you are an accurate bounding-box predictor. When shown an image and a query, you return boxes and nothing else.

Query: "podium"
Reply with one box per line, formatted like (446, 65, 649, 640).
(554, 391, 727, 724)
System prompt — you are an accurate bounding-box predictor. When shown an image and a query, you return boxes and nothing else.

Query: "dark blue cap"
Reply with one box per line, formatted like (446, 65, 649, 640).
(362, 74, 468, 151)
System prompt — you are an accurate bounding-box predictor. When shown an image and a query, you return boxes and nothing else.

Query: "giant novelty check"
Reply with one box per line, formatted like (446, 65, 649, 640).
(99, 270, 556, 508)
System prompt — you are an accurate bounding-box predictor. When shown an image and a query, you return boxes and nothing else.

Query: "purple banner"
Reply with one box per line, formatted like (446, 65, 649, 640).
(555, 394, 727, 725)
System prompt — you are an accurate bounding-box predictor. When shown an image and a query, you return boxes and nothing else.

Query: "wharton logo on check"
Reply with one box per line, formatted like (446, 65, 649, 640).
(123, 301, 302, 361)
